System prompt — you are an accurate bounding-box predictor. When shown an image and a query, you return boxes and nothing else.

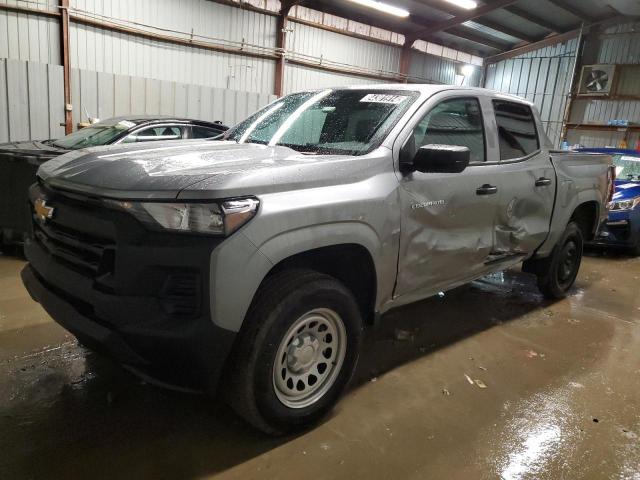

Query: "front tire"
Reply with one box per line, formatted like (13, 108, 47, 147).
(224, 269, 362, 435)
(536, 222, 584, 299)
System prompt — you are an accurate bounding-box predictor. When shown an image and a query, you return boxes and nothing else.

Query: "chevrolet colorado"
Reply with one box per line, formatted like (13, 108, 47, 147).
(20, 85, 613, 434)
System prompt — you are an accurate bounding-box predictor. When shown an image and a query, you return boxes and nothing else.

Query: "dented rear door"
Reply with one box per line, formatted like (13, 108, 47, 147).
(487, 99, 555, 257)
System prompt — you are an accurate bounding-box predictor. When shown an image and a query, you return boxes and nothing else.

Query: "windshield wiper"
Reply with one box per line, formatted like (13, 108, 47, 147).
(277, 142, 354, 155)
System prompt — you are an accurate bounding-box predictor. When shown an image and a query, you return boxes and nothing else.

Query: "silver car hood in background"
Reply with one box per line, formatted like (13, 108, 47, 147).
(37, 140, 376, 200)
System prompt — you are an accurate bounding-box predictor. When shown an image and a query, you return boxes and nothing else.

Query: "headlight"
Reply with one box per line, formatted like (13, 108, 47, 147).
(109, 198, 259, 236)
(608, 196, 640, 211)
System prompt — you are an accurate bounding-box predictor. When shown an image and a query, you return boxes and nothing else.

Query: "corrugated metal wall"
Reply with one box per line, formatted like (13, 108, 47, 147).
(0, 58, 65, 142)
(0, 57, 276, 143)
(0, 0, 60, 64)
(408, 50, 481, 86)
(283, 64, 384, 95)
(286, 21, 401, 76)
(1, 0, 487, 141)
(567, 22, 640, 148)
(69, 0, 277, 93)
(284, 24, 482, 93)
(70, 67, 276, 127)
(484, 38, 578, 147)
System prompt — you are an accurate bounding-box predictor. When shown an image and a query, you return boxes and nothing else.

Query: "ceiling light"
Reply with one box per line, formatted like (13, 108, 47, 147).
(347, 0, 410, 18)
(461, 64, 475, 76)
(444, 0, 478, 9)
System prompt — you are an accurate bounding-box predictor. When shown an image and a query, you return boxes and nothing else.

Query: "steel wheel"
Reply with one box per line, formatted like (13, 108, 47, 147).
(558, 239, 578, 286)
(273, 308, 347, 409)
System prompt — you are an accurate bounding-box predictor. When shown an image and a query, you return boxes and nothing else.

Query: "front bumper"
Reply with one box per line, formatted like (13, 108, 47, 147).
(590, 210, 640, 248)
(22, 182, 236, 392)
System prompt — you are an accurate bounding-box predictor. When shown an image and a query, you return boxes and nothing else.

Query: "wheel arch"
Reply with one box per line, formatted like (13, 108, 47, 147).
(210, 223, 385, 332)
(265, 243, 378, 325)
(570, 200, 600, 241)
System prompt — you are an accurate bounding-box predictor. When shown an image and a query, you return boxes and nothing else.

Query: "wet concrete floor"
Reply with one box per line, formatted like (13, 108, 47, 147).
(1, 251, 639, 479)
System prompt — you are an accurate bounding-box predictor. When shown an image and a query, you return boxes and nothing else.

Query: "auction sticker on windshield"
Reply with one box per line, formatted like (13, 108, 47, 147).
(360, 94, 408, 104)
(116, 120, 136, 129)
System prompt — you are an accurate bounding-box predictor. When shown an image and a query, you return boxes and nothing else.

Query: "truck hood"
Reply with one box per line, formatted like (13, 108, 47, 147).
(38, 140, 370, 200)
(613, 180, 640, 201)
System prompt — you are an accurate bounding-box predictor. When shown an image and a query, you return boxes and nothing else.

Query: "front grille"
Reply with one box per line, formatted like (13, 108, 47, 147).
(31, 189, 116, 277)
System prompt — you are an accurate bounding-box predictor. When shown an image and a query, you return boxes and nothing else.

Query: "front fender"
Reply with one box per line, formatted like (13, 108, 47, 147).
(209, 174, 401, 332)
(209, 222, 390, 332)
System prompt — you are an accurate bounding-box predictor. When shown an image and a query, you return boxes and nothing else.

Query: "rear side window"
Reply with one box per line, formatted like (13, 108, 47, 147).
(493, 100, 539, 160)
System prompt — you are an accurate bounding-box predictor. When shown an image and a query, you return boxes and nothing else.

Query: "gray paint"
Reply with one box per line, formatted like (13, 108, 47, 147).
(36, 85, 611, 332)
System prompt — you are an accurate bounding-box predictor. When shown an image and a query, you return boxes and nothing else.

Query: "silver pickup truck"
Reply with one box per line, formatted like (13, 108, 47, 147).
(21, 85, 613, 434)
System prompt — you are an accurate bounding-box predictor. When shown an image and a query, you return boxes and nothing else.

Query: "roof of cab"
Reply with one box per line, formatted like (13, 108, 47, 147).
(304, 84, 534, 106)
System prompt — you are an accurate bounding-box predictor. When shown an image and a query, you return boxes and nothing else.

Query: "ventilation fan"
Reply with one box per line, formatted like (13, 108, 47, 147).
(578, 64, 616, 96)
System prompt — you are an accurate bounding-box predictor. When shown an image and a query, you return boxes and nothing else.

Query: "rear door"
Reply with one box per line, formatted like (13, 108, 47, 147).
(486, 99, 555, 258)
(394, 92, 503, 300)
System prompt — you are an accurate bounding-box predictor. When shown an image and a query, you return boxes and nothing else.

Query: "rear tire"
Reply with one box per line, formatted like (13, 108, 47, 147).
(536, 222, 583, 299)
(630, 241, 640, 257)
(223, 269, 362, 435)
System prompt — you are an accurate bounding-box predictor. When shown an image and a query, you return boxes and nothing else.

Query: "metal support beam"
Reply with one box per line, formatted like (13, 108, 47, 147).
(503, 6, 564, 33)
(298, 1, 481, 58)
(408, 0, 518, 39)
(274, 1, 296, 97)
(470, 18, 539, 43)
(416, 0, 538, 43)
(444, 26, 511, 51)
(399, 42, 412, 82)
(60, 0, 72, 135)
(484, 15, 625, 64)
(545, 0, 597, 23)
(560, 25, 587, 143)
(274, 15, 287, 97)
(484, 28, 581, 63)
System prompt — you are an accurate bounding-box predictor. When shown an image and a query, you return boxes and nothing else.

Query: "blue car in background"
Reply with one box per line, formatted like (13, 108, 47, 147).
(577, 148, 640, 255)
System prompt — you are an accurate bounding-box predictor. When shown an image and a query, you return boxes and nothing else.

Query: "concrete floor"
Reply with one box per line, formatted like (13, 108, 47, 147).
(0, 251, 639, 480)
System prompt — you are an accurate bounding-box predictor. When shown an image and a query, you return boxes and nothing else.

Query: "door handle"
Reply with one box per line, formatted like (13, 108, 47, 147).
(476, 184, 498, 195)
(535, 177, 552, 187)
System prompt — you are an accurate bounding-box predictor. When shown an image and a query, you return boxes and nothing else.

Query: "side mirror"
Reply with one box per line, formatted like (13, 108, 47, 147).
(404, 144, 470, 174)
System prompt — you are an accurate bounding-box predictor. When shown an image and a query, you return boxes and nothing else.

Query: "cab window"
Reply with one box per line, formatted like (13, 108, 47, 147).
(404, 97, 485, 164)
(122, 126, 183, 143)
(493, 100, 539, 160)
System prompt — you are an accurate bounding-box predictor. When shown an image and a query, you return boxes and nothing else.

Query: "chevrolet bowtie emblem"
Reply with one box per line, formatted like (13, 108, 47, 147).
(34, 198, 54, 222)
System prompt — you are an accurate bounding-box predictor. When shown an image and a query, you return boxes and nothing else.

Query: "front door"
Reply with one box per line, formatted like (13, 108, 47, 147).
(394, 94, 502, 301)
